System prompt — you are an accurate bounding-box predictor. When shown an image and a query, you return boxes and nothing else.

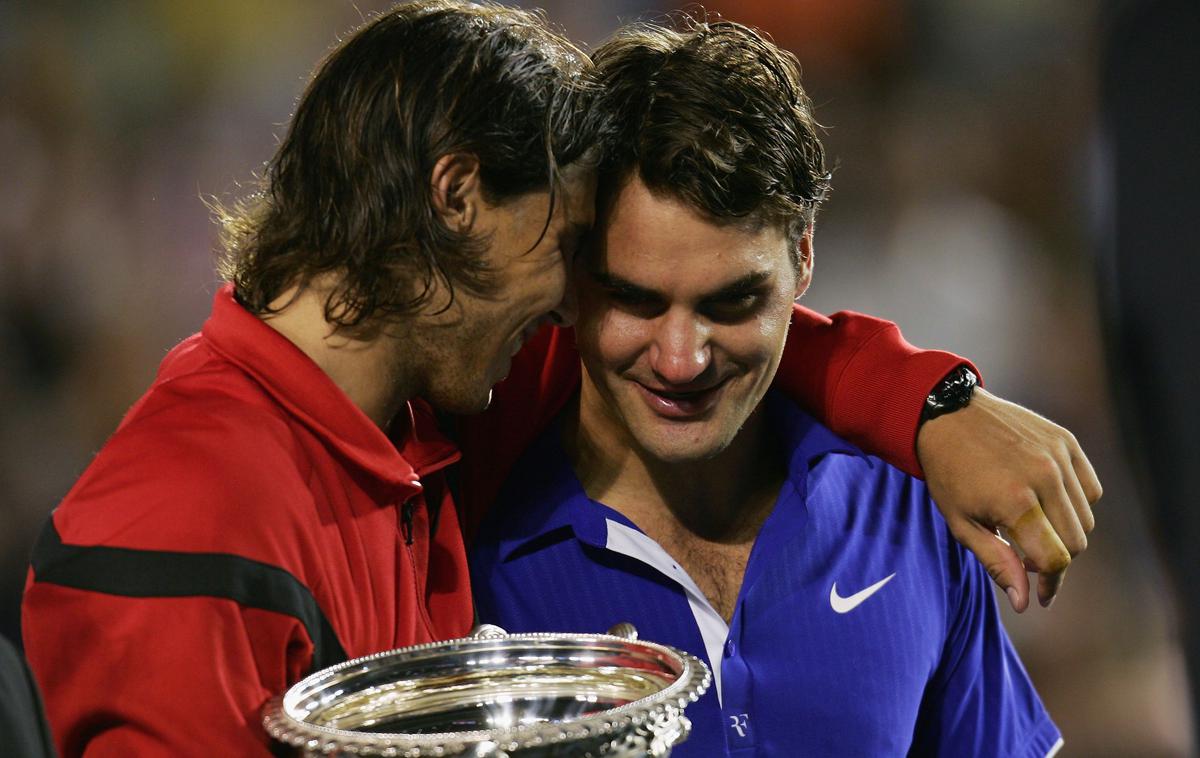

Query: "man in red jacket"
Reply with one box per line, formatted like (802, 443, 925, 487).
(22, 2, 1098, 755)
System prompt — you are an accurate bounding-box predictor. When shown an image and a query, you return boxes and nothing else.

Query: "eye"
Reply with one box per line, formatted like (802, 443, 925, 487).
(605, 288, 666, 318)
(702, 292, 763, 323)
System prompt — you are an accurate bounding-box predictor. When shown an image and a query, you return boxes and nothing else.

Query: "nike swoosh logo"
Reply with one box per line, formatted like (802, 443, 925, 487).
(829, 573, 896, 614)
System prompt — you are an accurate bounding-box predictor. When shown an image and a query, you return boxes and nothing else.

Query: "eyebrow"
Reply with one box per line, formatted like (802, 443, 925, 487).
(591, 269, 772, 301)
(704, 271, 773, 301)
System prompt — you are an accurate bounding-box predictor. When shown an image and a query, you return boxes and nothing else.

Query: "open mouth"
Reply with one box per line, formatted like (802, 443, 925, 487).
(633, 377, 730, 419)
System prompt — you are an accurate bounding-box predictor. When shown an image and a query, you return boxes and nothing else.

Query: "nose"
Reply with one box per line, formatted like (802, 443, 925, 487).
(648, 310, 711, 386)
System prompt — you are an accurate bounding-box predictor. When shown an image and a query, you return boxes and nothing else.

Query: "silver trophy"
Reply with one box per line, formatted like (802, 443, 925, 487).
(262, 623, 711, 757)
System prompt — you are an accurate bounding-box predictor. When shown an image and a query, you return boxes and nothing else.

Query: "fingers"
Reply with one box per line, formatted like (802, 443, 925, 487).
(1007, 505, 1071, 608)
(1028, 421, 1098, 538)
(1069, 435, 1103, 508)
(1045, 427, 1100, 534)
(1035, 563, 1066, 608)
(915, 389, 1101, 611)
(1037, 470, 1088, 558)
(1023, 437, 1092, 608)
(950, 517, 1030, 613)
(1060, 454, 1096, 534)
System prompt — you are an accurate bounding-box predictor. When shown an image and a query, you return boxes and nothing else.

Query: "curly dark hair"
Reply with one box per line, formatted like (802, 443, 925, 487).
(589, 16, 831, 256)
(214, 0, 599, 331)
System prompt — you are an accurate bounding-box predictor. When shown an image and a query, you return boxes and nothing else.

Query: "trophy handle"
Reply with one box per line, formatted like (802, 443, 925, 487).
(472, 622, 641, 641)
(468, 624, 508, 640)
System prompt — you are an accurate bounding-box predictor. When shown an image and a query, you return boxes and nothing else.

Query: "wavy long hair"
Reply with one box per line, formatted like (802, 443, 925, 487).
(214, 0, 599, 333)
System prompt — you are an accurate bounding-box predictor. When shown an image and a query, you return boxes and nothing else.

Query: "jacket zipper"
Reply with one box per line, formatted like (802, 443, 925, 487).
(401, 498, 416, 546)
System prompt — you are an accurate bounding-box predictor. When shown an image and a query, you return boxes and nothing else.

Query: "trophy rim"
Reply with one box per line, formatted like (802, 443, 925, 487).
(262, 630, 712, 756)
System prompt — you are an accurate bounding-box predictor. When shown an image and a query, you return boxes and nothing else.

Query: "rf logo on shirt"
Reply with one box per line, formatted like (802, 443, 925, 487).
(729, 713, 750, 737)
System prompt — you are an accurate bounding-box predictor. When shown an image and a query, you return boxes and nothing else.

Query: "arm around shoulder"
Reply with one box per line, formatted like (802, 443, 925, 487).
(777, 305, 1102, 612)
(776, 304, 972, 476)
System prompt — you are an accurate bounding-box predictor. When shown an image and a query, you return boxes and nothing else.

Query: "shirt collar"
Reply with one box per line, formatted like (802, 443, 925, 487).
(200, 284, 459, 496)
(764, 390, 871, 482)
(495, 391, 868, 562)
(494, 418, 631, 561)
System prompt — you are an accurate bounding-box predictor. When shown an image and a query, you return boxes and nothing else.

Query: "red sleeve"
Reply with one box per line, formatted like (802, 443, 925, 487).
(777, 304, 979, 477)
(457, 307, 979, 535)
(20, 404, 327, 757)
(23, 566, 307, 757)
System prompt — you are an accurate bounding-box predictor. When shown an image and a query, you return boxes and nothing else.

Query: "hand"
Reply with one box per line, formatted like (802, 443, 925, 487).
(916, 388, 1101, 612)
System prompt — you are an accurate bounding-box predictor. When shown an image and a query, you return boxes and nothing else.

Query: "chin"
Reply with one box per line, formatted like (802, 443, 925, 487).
(635, 430, 733, 465)
(427, 385, 494, 416)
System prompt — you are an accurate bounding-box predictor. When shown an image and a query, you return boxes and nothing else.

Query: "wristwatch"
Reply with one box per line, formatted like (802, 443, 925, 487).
(919, 365, 978, 424)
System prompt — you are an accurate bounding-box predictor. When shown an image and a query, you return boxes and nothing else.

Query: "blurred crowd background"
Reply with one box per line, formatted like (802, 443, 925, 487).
(0, 1, 1193, 754)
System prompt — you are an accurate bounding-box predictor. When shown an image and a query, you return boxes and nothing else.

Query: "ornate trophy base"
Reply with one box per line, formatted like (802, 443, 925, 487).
(263, 624, 711, 757)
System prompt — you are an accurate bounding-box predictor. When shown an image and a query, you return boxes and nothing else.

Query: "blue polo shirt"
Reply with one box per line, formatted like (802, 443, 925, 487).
(470, 392, 1062, 757)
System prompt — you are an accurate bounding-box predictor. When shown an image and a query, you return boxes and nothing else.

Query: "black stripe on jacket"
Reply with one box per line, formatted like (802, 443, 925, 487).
(30, 518, 348, 675)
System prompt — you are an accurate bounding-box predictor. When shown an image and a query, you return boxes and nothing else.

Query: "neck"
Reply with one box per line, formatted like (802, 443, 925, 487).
(565, 382, 785, 545)
(258, 281, 418, 429)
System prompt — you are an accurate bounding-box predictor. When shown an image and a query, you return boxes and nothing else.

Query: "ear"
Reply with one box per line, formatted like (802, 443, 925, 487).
(430, 152, 483, 232)
(794, 226, 814, 300)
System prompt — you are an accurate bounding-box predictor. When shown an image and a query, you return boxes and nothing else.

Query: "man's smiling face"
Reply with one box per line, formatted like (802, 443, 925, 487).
(575, 175, 811, 464)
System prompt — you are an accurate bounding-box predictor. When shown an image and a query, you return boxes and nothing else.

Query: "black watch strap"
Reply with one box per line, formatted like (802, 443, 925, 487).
(920, 365, 978, 424)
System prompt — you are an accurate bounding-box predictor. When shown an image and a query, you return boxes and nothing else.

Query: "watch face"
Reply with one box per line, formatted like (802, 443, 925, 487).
(922, 367, 977, 422)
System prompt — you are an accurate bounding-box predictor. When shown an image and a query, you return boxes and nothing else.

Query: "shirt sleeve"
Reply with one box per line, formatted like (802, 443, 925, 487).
(909, 540, 1063, 757)
(23, 566, 310, 757)
(20, 409, 331, 758)
(456, 308, 976, 536)
(774, 305, 978, 478)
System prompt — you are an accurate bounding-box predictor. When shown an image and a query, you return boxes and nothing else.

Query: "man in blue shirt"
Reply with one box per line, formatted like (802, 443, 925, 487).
(471, 17, 1063, 757)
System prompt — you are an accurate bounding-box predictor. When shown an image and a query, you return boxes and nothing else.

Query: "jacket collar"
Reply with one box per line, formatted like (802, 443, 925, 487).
(200, 284, 459, 496)
(766, 390, 870, 478)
